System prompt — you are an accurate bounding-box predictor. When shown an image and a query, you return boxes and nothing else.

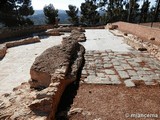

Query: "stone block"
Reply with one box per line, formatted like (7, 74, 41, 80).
(6, 36, 40, 48)
(124, 79, 136, 87)
(117, 70, 130, 80)
(0, 44, 7, 59)
(105, 69, 116, 75)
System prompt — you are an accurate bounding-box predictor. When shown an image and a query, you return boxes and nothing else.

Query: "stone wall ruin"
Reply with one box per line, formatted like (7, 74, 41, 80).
(0, 29, 85, 120)
(106, 22, 160, 60)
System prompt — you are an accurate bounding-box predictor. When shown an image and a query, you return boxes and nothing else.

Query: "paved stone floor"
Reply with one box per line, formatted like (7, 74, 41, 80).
(81, 29, 160, 87)
(0, 29, 160, 94)
(81, 50, 160, 87)
(80, 29, 133, 51)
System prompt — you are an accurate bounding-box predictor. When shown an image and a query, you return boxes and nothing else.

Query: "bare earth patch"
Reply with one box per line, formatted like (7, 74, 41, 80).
(69, 84, 160, 120)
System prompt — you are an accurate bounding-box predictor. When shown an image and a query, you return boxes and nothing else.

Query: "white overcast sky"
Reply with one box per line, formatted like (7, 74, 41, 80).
(32, 0, 156, 10)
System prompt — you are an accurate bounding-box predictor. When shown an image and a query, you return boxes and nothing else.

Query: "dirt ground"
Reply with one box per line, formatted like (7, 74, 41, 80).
(113, 22, 160, 46)
(61, 84, 160, 120)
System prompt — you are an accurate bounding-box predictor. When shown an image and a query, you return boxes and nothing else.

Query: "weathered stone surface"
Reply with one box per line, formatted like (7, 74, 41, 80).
(57, 26, 85, 33)
(124, 79, 136, 87)
(109, 75, 121, 84)
(6, 36, 40, 48)
(104, 63, 113, 68)
(105, 23, 118, 30)
(84, 75, 112, 84)
(0, 29, 85, 120)
(63, 29, 86, 43)
(0, 44, 7, 59)
(57, 26, 72, 32)
(0, 25, 53, 40)
(121, 33, 160, 60)
(38, 29, 62, 36)
(83, 50, 160, 86)
(127, 70, 137, 76)
(0, 83, 38, 120)
(0, 36, 40, 59)
(29, 30, 85, 120)
(117, 70, 130, 80)
(29, 45, 71, 88)
(105, 69, 116, 75)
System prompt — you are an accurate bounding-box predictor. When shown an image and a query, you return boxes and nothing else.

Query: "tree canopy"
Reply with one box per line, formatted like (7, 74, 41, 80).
(80, 0, 100, 26)
(43, 4, 59, 25)
(95, 0, 159, 23)
(0, 0, 159, 27)
(0, 0, 34, 27)
(66, 5, 79, 26)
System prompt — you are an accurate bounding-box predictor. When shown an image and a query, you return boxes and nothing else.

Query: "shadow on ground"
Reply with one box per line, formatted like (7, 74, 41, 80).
(55, 56, 85, 120)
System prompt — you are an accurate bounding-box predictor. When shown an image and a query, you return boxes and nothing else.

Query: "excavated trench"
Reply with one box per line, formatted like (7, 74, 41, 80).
(28, 29, 86, 120)
(55, 54, 85, 120)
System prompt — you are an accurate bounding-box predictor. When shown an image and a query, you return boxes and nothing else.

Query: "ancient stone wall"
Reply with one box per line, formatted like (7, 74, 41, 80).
(0, 29, 85, 120)
(110, 29, 160, 60)
(29, 30, 85, 119)
(123, 35, 160, 60)
(0, 36, 40, 59)
(38, 29, 62, 36)
(0, 44, 7, 59)
(57, 26, 85, 33)
(0, 25, 53, 41)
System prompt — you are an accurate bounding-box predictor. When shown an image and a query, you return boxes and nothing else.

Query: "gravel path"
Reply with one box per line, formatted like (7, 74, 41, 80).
(0, 34, 69, 94)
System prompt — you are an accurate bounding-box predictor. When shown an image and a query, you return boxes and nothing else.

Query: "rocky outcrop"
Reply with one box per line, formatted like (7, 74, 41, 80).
(0, 30, 85, 120)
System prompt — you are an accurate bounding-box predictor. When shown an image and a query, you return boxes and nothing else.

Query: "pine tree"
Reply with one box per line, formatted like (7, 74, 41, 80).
(106, 0, 125, 22)
(139, 0, 150, 23)
(126, 0, 140, 22)
(95, 0, 128, 23)
(66, 5, 79, 26)
(80, 0, 100, 26)
(154, 0, 160, 22)
(43, 4, 59, 25)
(0, 0, 34, 27)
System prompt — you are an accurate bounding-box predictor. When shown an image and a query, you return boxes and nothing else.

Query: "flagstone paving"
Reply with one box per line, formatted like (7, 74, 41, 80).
(81, 50, 160, 87)
(79, 29, 160, 87)
(0, 29, 160, 95)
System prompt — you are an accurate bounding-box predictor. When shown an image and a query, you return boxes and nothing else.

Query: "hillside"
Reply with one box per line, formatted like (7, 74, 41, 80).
(29, 10, 70, 25)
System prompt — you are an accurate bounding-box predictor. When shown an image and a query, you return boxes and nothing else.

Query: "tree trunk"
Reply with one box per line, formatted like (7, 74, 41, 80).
(127, 0, 131, 22)
(139, 0, 145, 23)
